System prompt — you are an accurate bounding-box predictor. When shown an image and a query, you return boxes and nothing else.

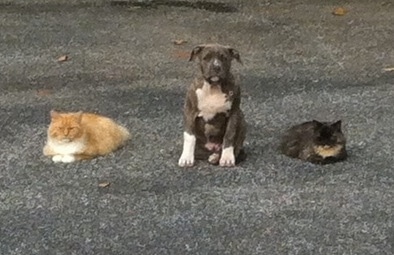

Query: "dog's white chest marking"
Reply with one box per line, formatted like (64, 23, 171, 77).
(47, 138, 85, 155)
(196, 82, 232, 121)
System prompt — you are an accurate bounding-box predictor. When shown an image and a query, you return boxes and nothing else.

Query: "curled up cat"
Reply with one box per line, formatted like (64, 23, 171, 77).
(280, 120, 347, 164)
(43, 110, 131, 163)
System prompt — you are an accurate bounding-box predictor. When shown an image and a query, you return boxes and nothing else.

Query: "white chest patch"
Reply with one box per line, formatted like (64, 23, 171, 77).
(47, 138, 85, 155)
(196, 82, 232, 121)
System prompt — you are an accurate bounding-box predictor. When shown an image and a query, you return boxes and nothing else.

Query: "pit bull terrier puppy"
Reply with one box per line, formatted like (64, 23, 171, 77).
(178, 43, 246, 167)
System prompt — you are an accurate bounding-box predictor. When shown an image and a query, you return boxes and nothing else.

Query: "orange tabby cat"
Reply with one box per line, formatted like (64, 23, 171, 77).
(43, 110, 131, 163)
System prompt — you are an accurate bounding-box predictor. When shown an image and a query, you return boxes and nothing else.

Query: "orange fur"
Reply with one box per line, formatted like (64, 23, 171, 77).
(43, 110, 130, 162)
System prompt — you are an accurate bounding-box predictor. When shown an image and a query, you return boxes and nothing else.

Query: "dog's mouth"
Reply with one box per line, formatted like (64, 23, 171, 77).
(206, 76, 221, 84)
(210, 76, 220, 82)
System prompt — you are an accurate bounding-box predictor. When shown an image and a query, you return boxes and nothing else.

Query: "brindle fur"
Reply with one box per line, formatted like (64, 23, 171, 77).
(182, 44, 246, 165)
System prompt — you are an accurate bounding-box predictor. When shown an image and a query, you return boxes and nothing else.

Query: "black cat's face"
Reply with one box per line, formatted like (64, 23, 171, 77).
(313, 120, 345, 146)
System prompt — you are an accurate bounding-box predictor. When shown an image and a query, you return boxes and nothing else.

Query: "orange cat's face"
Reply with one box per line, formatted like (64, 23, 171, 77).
(48, 111, 83, 142)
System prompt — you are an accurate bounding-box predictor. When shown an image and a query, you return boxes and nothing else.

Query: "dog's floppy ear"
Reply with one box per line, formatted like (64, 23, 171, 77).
(189, 45, 205, 61)
(228, 48, 242, 64)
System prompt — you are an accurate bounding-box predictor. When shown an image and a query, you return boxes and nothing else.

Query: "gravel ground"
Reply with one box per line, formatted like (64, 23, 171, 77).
(0, 0, 393, 254)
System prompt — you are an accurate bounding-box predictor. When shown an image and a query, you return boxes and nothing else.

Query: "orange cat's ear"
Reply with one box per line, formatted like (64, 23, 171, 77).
(75, 111, 83, 123)
(50, 110, 60, 119)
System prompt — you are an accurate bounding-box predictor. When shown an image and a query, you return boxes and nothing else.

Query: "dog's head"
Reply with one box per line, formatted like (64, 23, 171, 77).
(189, 44, 242, 84)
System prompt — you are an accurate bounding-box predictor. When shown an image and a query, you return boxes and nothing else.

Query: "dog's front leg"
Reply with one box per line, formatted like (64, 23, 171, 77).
(178, 90, 198, 167)
(220, 111, 240, 167)
(178, 130, 196, 167)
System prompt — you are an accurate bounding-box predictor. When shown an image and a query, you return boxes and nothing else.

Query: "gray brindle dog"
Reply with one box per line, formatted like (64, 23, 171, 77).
(178, 43, 246, 167)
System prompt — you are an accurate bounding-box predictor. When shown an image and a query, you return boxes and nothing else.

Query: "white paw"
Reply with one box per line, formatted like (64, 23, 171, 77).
(178, 132, 196, 167)
(178, 153, 194, 167)
(219, 146, 235, 167)
(61, 154, 76, 163)
(52, 155, 63, 163)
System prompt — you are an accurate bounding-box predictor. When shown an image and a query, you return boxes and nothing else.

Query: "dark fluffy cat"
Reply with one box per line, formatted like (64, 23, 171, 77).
(280, 120, 347, 164)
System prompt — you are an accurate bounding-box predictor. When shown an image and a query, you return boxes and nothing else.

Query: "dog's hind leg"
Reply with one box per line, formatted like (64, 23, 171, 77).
(234, 113, 247, 163)
(208, 153, 220, 165)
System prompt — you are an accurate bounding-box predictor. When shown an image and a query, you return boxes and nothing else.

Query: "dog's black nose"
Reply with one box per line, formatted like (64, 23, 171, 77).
(213, 65, 221, 72)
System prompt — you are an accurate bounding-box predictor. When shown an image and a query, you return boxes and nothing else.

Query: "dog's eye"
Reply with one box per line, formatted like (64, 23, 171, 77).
(203, 55, 210, 61)
(218, 53, 228, 61)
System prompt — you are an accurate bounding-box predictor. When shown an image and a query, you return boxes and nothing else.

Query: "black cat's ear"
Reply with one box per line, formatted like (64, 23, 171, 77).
(189, 45, 205, 62)
(331, 120, 342, 131)
(312, 120, 323, 128)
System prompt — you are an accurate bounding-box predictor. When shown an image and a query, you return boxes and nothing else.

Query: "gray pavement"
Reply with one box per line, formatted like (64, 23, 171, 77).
(0, 0, 393, 254)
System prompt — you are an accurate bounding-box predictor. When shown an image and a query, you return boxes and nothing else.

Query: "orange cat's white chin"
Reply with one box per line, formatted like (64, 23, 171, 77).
(60, 138, 72, 143)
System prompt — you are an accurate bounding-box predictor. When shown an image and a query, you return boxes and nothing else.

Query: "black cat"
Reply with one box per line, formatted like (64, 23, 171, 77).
(280, 120, 347, 164)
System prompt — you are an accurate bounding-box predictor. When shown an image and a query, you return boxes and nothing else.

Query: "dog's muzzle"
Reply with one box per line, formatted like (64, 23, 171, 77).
(203, 58, 227, 84)
(207, 66, 224, 83)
